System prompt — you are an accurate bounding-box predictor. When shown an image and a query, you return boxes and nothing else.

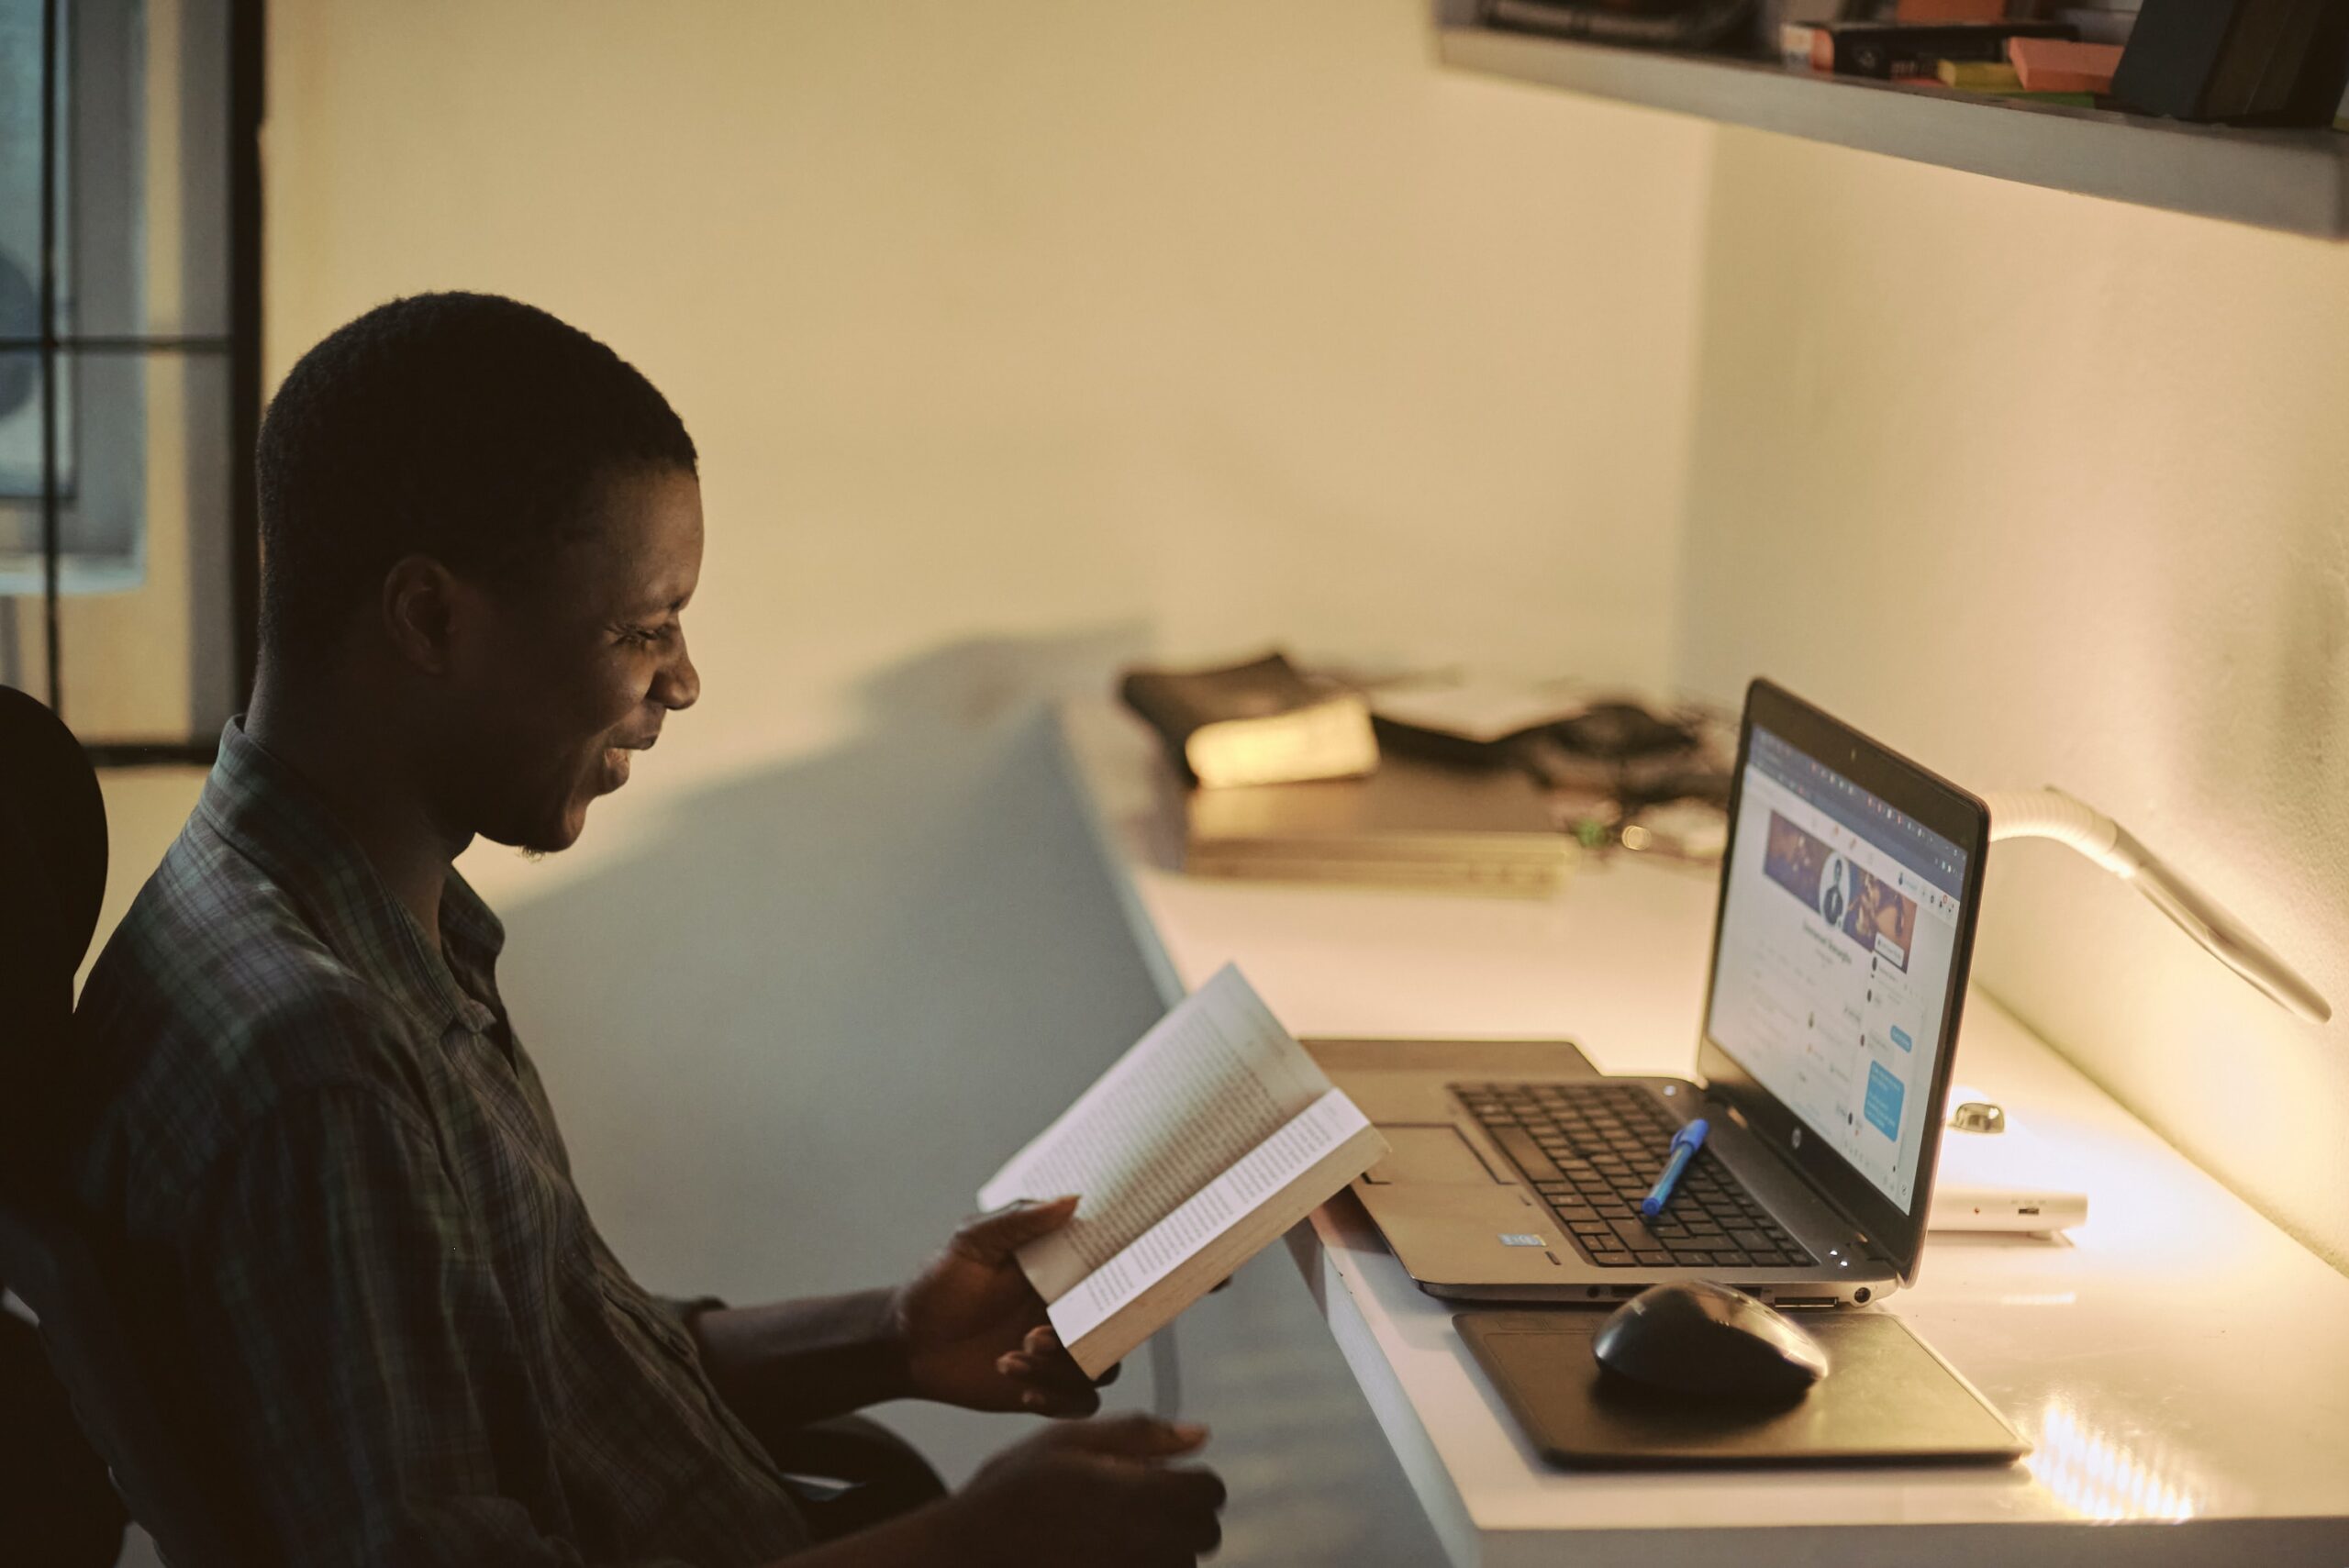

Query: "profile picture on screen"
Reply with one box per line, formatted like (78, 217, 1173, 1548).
(1820, 851, 1849, 927)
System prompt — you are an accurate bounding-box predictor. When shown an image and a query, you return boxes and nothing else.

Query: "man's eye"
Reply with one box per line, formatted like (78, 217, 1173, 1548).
(619, 624, 667, 647)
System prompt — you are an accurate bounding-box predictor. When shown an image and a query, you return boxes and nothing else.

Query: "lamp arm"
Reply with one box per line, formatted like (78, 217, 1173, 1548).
(1983, 788, 2332, 1024)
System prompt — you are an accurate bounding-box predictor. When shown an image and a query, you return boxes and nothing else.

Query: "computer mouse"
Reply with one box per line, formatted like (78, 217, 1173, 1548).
(1591, 1281, 1829, 1401)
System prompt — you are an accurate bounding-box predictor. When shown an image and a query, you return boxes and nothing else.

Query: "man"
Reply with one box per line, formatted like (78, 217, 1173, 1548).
(64, 293, 1225, 1567)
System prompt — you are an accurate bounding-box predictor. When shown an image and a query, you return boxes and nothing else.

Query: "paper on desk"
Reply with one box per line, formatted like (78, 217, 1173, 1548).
(1369, 679, 1591, 744)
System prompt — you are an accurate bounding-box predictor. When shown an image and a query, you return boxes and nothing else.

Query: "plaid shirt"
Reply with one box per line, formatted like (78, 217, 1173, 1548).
(66, 721, 808, 1567)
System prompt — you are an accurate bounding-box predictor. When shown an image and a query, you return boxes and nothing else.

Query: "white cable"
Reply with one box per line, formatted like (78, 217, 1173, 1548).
(1984, 788, 2331, 1024)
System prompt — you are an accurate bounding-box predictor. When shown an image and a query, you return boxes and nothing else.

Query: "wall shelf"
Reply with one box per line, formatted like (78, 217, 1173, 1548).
(1440, 18, 2349, 237)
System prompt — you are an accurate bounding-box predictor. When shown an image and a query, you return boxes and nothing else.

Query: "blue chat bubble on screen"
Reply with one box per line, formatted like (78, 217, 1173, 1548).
(1890, 1025, 1913, 1052)
(1865, 1060, 1905, 1140)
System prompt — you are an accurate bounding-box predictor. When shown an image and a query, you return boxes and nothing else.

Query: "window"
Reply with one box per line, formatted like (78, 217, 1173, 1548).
(0, 0, 261, 761)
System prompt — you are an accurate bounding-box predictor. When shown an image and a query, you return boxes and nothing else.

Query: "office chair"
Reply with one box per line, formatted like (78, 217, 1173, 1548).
(0, 684, 242, 1568)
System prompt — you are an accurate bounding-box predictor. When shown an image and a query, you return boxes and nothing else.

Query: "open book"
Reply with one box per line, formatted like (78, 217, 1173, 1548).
(978, 965, 1389, 1378)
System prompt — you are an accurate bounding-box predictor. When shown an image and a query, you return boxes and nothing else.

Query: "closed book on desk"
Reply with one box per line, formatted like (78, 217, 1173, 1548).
(979, 965, 1387, 1377)
(1186, 753, 1573, 896)
(1119, 652, 1377, 790)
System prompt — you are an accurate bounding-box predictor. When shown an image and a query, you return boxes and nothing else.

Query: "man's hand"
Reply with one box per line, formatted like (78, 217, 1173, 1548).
(950, 1415, 1224, 1568)
(891, 1196, 1110, 1415)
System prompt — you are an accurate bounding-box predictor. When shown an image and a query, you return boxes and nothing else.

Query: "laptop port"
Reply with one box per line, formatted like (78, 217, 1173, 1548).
(1770, 1295, 1839, 1309)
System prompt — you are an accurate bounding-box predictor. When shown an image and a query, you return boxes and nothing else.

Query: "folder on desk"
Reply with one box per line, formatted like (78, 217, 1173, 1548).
(1183, 753, 1574, 896)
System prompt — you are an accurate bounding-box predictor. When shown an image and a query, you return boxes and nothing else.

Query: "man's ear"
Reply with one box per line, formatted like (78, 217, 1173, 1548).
(379, 553, 463, 675)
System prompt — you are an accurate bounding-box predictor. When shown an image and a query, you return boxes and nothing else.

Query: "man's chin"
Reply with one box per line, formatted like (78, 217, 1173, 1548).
(481, 808, 587, 859)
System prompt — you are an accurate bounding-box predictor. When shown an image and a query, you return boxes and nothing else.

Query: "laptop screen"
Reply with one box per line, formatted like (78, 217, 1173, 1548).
(1703, 723, 1970, 1216)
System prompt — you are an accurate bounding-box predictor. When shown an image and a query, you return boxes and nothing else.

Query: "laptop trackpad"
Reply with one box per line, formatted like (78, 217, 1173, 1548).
(1364, 1126, 1504, 1185)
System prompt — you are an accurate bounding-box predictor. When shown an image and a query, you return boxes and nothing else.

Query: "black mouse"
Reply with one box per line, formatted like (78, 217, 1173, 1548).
(1591, 1281, 1829, 1401)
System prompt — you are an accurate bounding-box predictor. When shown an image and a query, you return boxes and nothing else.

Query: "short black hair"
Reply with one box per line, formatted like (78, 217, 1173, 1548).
(256, 291, 696, 664)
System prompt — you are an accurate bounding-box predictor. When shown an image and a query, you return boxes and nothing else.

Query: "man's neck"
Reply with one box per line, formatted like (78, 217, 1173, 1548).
(246, 672, 472, 950)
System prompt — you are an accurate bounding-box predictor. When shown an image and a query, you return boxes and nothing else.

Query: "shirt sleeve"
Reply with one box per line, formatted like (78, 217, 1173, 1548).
(178, 1082, 714, 1568)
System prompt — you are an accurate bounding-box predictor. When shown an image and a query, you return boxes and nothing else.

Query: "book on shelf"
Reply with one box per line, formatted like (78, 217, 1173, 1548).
(977, 965, 1388, 1378)
(1119, 651, 1378, 790)
(1804, 18, 2076, 78)
(2112, 0, 2349, 126)
(2009, 38, 2123, 94)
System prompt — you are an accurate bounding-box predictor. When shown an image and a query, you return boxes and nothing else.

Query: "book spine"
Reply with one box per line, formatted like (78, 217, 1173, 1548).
(1813, 21, 2076, 78)
(1119, 673, 1208, 784)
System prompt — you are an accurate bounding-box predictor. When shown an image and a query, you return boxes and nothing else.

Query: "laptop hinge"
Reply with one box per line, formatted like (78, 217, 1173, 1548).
(1706, 1091, 1892, 1263)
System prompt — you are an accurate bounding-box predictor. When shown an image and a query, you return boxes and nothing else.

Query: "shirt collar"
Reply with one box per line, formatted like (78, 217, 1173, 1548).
(197, 718, 506, 1036)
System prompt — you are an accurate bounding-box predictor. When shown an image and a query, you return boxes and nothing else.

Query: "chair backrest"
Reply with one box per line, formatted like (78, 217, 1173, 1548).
(0, 683, 106, 1144)
(0, 685, 242, 1568)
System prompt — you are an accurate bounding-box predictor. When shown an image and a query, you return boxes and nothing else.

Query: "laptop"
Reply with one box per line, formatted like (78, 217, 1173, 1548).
(1335, 679, 1988, 1307)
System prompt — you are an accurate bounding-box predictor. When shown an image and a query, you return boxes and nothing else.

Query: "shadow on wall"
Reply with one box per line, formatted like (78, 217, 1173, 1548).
(489, 628, 1165, 1305)
(479, 629, 1176, 1477)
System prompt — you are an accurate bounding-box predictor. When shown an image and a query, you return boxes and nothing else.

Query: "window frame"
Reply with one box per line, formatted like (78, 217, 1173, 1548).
(0, 0, 263, 767)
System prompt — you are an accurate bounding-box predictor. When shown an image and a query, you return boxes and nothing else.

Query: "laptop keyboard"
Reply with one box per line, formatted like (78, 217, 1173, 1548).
(1452, 1082, 1816, 1270)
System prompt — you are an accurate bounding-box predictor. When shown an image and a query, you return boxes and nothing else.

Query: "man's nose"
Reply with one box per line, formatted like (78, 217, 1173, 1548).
(655, 633, 699, 712)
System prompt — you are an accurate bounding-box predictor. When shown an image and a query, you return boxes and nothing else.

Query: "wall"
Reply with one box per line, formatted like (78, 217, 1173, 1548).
(264, 0, 1711, 794)
(1674, 128, 2349, 1271)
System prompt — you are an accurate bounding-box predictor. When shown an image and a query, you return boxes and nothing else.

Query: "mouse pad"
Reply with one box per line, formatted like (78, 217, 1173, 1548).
(1455, 1309, 2028, 1469)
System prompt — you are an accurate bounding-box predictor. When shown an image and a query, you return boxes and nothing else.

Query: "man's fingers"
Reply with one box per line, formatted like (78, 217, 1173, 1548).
(1016, 1323, 1119, 1385)
(1129, 1463, 1227, 1553)
(1046, 1411, 1209, 1460)
(952, 1195, 1082, 1264)
(999, 1345, 1108, 1417)
(1165, 1466, 1228, 1550)
(1019, 1383, 1104, 1416)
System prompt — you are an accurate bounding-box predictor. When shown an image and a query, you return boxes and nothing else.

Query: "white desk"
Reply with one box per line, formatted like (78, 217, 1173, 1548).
(1053, 701, 2349, 1567)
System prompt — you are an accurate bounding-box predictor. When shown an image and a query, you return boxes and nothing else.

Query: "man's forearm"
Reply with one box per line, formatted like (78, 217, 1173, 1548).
(691, 1288, 911, 1430)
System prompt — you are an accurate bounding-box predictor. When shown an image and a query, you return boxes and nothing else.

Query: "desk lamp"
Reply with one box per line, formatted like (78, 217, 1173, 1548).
(1983, 788, 2332, 1023)
(1930, 789, 2329, 1234)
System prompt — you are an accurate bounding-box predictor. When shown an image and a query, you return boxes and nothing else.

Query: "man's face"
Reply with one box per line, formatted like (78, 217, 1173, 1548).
(445, 465, 704, 853)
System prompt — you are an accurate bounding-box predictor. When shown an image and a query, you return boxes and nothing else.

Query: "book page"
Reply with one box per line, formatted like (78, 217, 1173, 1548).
(978, 964, 1330, 1302)
(1041, 1087, 1372, 1347)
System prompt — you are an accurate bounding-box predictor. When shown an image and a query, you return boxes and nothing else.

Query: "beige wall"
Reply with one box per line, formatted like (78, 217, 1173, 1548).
(1674, 129, 2349, 1271)
(263, 0, 1709, 795)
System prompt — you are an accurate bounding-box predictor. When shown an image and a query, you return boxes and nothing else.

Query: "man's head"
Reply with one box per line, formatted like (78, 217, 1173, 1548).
(257, 292, 703, 853)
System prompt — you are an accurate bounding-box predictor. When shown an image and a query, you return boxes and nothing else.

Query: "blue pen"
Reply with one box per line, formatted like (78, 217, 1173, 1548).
(1640, 1118, 1709, 1219)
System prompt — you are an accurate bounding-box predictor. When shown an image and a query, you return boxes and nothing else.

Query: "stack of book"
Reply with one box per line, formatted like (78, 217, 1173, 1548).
(1119, 652, 1377, 791)
(1785, 17, 2124, 103)
(1781, 0, 2349, 122)
(1119, 654, 1574, 897)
